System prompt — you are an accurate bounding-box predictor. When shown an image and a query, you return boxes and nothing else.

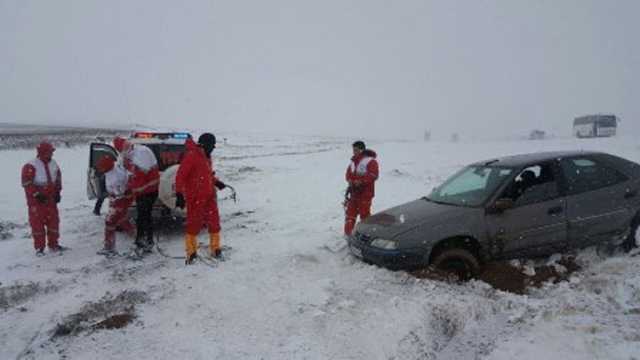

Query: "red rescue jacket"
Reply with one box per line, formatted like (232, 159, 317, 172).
(128, 167, 159, 196)
(125, 145, 160, 196)
(175, 138, 218, 205)
(21, 158, 62, 206)
(345, 149, 379, 199)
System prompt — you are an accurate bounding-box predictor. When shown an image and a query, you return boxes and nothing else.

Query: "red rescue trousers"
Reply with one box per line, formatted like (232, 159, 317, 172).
(104, 197, 135, 250)
(28, 203, 59, 251)
(344, 195, 372, 236)
(185, 195, 220, 236)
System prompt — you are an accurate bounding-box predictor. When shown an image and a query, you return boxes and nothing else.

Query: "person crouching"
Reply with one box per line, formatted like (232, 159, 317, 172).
(96, 155, 136, 256)
(113, 136, 159, 252)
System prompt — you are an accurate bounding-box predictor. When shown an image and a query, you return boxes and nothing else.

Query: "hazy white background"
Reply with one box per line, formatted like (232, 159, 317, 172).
(1, 0, 638, 139)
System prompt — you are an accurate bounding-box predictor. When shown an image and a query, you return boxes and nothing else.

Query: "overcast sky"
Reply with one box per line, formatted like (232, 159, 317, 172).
(1, 0, 638, 139)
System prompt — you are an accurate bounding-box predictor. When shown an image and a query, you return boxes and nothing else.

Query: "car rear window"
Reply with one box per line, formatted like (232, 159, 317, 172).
(144, 144, 186, 171)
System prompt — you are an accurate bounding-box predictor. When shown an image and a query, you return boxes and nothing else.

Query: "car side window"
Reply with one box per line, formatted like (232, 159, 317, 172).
(560, 157, 628, 195)
(501, 163, 560, 207)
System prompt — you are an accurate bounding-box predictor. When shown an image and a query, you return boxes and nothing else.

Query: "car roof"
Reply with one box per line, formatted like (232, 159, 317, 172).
(472, 150, 604, 168)
(129, 138, 187, 145)
(128, 131, 191, 145)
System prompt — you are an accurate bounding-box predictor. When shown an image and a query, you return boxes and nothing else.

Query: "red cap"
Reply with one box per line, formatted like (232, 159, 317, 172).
(113, 136, 128, 152)
(96, 155, 116, 173)
(37, 142, 55, 156)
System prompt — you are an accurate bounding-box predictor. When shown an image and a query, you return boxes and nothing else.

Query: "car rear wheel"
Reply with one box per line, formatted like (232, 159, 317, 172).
(624, 218, 640, 251)
(431, 248, 480, 281)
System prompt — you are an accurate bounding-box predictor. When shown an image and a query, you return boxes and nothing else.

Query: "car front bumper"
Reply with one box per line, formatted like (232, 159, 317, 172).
(347, 232, 427, 270)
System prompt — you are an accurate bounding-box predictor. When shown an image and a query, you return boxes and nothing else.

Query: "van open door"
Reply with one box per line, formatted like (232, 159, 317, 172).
(87, 143, 118, 200)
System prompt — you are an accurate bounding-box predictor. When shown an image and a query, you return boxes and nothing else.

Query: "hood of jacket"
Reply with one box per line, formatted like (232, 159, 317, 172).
(352, 149, 377, 162)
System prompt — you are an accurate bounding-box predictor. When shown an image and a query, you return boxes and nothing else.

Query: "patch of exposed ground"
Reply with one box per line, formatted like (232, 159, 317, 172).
(411, 256, 581, 295)
(51, 289, 148, 338)
(410, 267, 459, 283)
(0, 220, 26, 240)
(91, 313, 137, 330)
(238, 165, 260, 173)
(109, 261, 167, 283)
(223, 166, 262, 181)
(478, 256, 581, 294)
(219, 146, 339, 161)
(228, 210, 256, 218)
(0, 281, 59, 311)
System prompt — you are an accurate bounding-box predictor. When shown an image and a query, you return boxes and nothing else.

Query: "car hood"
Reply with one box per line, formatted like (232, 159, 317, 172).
(357, 198, 477, 239)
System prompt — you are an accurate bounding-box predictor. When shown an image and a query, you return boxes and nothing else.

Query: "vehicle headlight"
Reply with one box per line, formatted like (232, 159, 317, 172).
(370, 238, 398, 250)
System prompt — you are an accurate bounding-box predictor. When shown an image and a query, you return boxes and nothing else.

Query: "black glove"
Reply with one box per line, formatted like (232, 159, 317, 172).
(175, 192, 185, 209)
(54, 192, 61, 204)
(34, 193, 47, 204)
(215, 180, 227, 190)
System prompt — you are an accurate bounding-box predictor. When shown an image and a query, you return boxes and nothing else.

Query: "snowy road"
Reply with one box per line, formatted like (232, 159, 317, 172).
(1, 134, 639, 359)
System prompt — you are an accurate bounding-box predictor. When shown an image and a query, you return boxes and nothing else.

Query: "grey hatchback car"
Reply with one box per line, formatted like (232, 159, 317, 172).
(348, 151, 640, 277)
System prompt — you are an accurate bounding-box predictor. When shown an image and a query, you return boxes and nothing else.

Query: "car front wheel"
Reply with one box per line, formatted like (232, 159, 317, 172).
(431, 248, 480, 281)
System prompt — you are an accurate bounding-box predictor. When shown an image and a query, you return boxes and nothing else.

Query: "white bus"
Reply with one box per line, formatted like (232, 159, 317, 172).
(573, 114, 618, 138)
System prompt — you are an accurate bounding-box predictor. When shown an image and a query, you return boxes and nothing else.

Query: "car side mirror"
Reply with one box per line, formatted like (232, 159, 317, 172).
(488, 198, 514, 214)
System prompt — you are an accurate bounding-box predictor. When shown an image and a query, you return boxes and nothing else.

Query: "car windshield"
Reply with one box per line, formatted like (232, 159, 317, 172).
(427, 165, 513, 207)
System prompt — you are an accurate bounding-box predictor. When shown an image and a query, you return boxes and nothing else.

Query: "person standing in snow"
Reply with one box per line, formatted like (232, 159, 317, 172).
(175, 133, 228, 264)
(95, 155, 136, 256)
(344, 140, 379, 237)
(21, 142, 67, 256)
(113, 136, 159, 252)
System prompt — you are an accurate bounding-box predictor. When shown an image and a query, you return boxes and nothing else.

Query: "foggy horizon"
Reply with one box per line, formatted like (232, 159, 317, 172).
(1, 0, 638, 140)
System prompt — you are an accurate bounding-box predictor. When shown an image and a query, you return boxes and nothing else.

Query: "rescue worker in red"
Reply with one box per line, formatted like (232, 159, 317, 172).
(344, 140, 379, 236)
(95, 155, 136, 256)
(21, 142, 66, 256)
(113, 136, 159, 252)
(175, 133, 227, 264)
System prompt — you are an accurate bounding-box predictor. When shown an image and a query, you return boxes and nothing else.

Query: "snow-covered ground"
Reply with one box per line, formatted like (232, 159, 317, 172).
(1, 134, 639, 359)
(0, 123, 131, 151)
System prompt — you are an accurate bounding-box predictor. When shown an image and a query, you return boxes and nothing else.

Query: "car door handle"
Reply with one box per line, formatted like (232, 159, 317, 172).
(547, 206, 563, 215)
(624, 190, 637, 199)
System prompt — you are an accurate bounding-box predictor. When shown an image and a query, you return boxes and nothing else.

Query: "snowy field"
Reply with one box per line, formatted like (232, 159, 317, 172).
(1, 133, 639, 360)
(0, 123, 130, 151)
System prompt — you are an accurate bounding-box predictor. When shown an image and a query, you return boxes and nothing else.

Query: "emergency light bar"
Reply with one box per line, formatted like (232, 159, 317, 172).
(134, 132, 154, 139)
(133, 132, 192, 140)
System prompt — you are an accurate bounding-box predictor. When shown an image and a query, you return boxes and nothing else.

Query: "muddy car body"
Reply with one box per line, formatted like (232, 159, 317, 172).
(349, 151, 640, 275)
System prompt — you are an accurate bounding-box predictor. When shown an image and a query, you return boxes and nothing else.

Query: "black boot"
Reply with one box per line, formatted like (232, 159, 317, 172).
(185, 253, 198, 265)
(135, 238, 146, 254)
(144, 234, 154, 253)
